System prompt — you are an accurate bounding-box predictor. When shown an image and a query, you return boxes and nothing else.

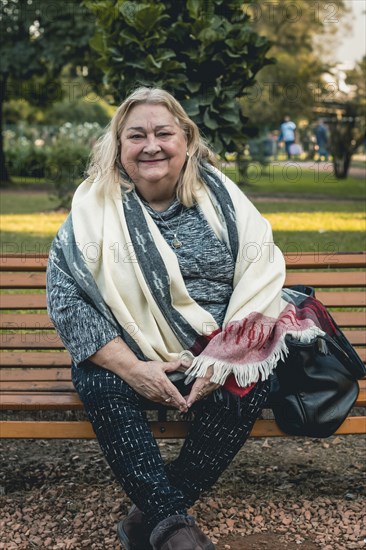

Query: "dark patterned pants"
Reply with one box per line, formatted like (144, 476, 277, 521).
(72, 361, 270, 529)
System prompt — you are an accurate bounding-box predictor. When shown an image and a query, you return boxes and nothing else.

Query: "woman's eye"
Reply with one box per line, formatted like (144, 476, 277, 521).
(128, 134, 144, 139)
(157, 132, 172, 137)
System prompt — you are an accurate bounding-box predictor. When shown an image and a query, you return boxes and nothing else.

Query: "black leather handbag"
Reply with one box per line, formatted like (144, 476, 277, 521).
(268, 287, 366, 438)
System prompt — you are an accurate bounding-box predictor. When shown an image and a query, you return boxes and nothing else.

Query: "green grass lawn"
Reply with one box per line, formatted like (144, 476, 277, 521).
(1, 166, 365, 253)
(223, 163, 366, 199)
(1, 192, 64, 253)
(256, 200, 365, 253)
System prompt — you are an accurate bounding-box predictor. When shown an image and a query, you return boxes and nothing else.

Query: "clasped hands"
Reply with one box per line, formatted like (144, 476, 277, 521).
(127, 359, 220, 414)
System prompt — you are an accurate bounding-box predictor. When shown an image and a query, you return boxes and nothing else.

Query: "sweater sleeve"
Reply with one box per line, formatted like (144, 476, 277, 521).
(46, 259, 121, 365)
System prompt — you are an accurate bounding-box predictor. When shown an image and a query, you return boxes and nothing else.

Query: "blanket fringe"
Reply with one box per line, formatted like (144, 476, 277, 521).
(185, 327, 324, 388)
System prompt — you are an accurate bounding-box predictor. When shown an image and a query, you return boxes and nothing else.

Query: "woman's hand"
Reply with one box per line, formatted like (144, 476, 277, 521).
(88, 339, 189, 412)
(126, 359, 189, 413)
(185, 366, 220, 408)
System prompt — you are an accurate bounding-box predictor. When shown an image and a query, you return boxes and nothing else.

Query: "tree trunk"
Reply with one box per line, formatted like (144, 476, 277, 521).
(0, 76, 11, 187)
(333, 154, 351, 179)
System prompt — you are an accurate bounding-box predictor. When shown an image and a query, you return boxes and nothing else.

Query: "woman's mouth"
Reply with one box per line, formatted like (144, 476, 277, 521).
(139, 158, 167, 164)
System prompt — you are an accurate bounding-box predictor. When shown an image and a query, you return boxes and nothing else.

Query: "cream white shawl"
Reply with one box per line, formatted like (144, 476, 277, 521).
(69, 166, 322, 389)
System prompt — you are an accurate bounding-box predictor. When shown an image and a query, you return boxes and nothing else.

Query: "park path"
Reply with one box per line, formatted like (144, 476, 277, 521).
(243, 159, 365, 203)
(277, 159, 366, 180)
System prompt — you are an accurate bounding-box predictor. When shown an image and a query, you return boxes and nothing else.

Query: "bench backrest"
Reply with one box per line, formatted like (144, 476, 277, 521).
(1, 252, 365, 411)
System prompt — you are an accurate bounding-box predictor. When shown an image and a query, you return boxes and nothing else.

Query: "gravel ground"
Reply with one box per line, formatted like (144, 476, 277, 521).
(0, 434, 365, 550)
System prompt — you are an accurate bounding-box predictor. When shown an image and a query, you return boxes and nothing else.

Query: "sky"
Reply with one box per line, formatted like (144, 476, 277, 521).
(333, 0, 366, 66)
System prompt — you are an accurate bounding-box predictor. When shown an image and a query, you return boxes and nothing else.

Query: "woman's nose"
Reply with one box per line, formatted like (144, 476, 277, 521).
(143, 136, 161, 155)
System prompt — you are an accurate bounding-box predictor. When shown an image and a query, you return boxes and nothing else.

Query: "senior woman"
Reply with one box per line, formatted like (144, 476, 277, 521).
(47, 87, 322, 550)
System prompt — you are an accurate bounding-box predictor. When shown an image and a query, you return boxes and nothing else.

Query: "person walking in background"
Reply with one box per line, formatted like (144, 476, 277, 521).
(314, 118, 329, 161)
(278, 115, 296, 159)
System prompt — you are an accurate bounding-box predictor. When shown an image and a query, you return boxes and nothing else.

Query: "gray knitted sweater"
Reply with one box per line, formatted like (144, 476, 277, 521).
(47, 199, 234, 365)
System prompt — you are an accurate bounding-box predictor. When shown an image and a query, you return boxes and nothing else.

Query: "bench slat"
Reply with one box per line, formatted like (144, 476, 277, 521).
(343, 330, 366, 345)
(1, 416, 365, 439)
(1, 311, 364, 330)
(1, 252, 364, 271)
(1, 314, 54, 329)
(358, 383, 366, 406)
(1, 368, 72, 381)
(1, 380, 75, 391)
(0, 292, 47, 310)
(1, 379, 364, 406)
(13, 332, 366, 350)
(2, 371, 364, 405)
(285, 272, 366, 288)
(0, 272, 46, 289)
(251, 417, 366, 436)
(329, 311, 366, 327)
(2, 291, 365, 311)
(0, 333, 64, 350)
(2, 270, 365, 290)
(1, 311, 365, 329)
(0, 294, 47, 310)
(0, 352, 70, 367)
(315, 291, 366, 307)
(0, 392, 83, 409)
(2, 383, 364, 407)
(3, 349, 363, 368)
(1, 330, 364, 349)
(0, 256, 48, 271)
(0, 421, 95, 439)
(284, 252, 366, 269)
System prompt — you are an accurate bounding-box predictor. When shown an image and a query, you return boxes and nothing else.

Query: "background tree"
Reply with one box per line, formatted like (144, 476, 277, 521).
(345, 55, 366, 105)
(83, 0, 272, 177)
(0, 0, 96, 185)
(327, 56, 366, 178)
(240, 0, 348, 130)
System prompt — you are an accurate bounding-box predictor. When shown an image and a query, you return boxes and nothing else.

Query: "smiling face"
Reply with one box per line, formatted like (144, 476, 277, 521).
(120, 103, 188, 204)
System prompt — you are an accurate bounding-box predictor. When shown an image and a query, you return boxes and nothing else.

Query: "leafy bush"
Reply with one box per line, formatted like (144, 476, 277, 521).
(4, 129, 49, 178)
(4, 122, 103, 208)
(46, 99, 111, 127)
(45, 122, 103, 208)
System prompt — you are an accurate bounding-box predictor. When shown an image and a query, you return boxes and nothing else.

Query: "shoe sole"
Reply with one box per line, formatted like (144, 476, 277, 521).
(117, 521, 132, 550)
(117, 518, 215, 550)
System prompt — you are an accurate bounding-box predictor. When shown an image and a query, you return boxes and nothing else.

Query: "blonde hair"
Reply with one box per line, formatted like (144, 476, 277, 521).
(87, 87, 217, 206)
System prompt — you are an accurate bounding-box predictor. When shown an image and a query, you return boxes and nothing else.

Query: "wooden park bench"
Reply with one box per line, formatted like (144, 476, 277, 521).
(0, 252, 365, 440)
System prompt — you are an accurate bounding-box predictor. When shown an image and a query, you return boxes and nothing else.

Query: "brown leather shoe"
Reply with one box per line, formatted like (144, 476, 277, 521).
(117, 505, 153, 550)
(150, 514, 215, 550)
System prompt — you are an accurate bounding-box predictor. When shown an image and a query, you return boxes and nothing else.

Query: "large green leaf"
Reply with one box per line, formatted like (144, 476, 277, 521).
(186, 0, 201, 19)
(181, 98, 200, 116)
(185, 81, 201, 93)
(220, 109, 240, 124)
(82, 0, 272, 158)
(89, 30, 105, 54)
(203, 109, 219, 130)
(121, 4, 169, 33)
